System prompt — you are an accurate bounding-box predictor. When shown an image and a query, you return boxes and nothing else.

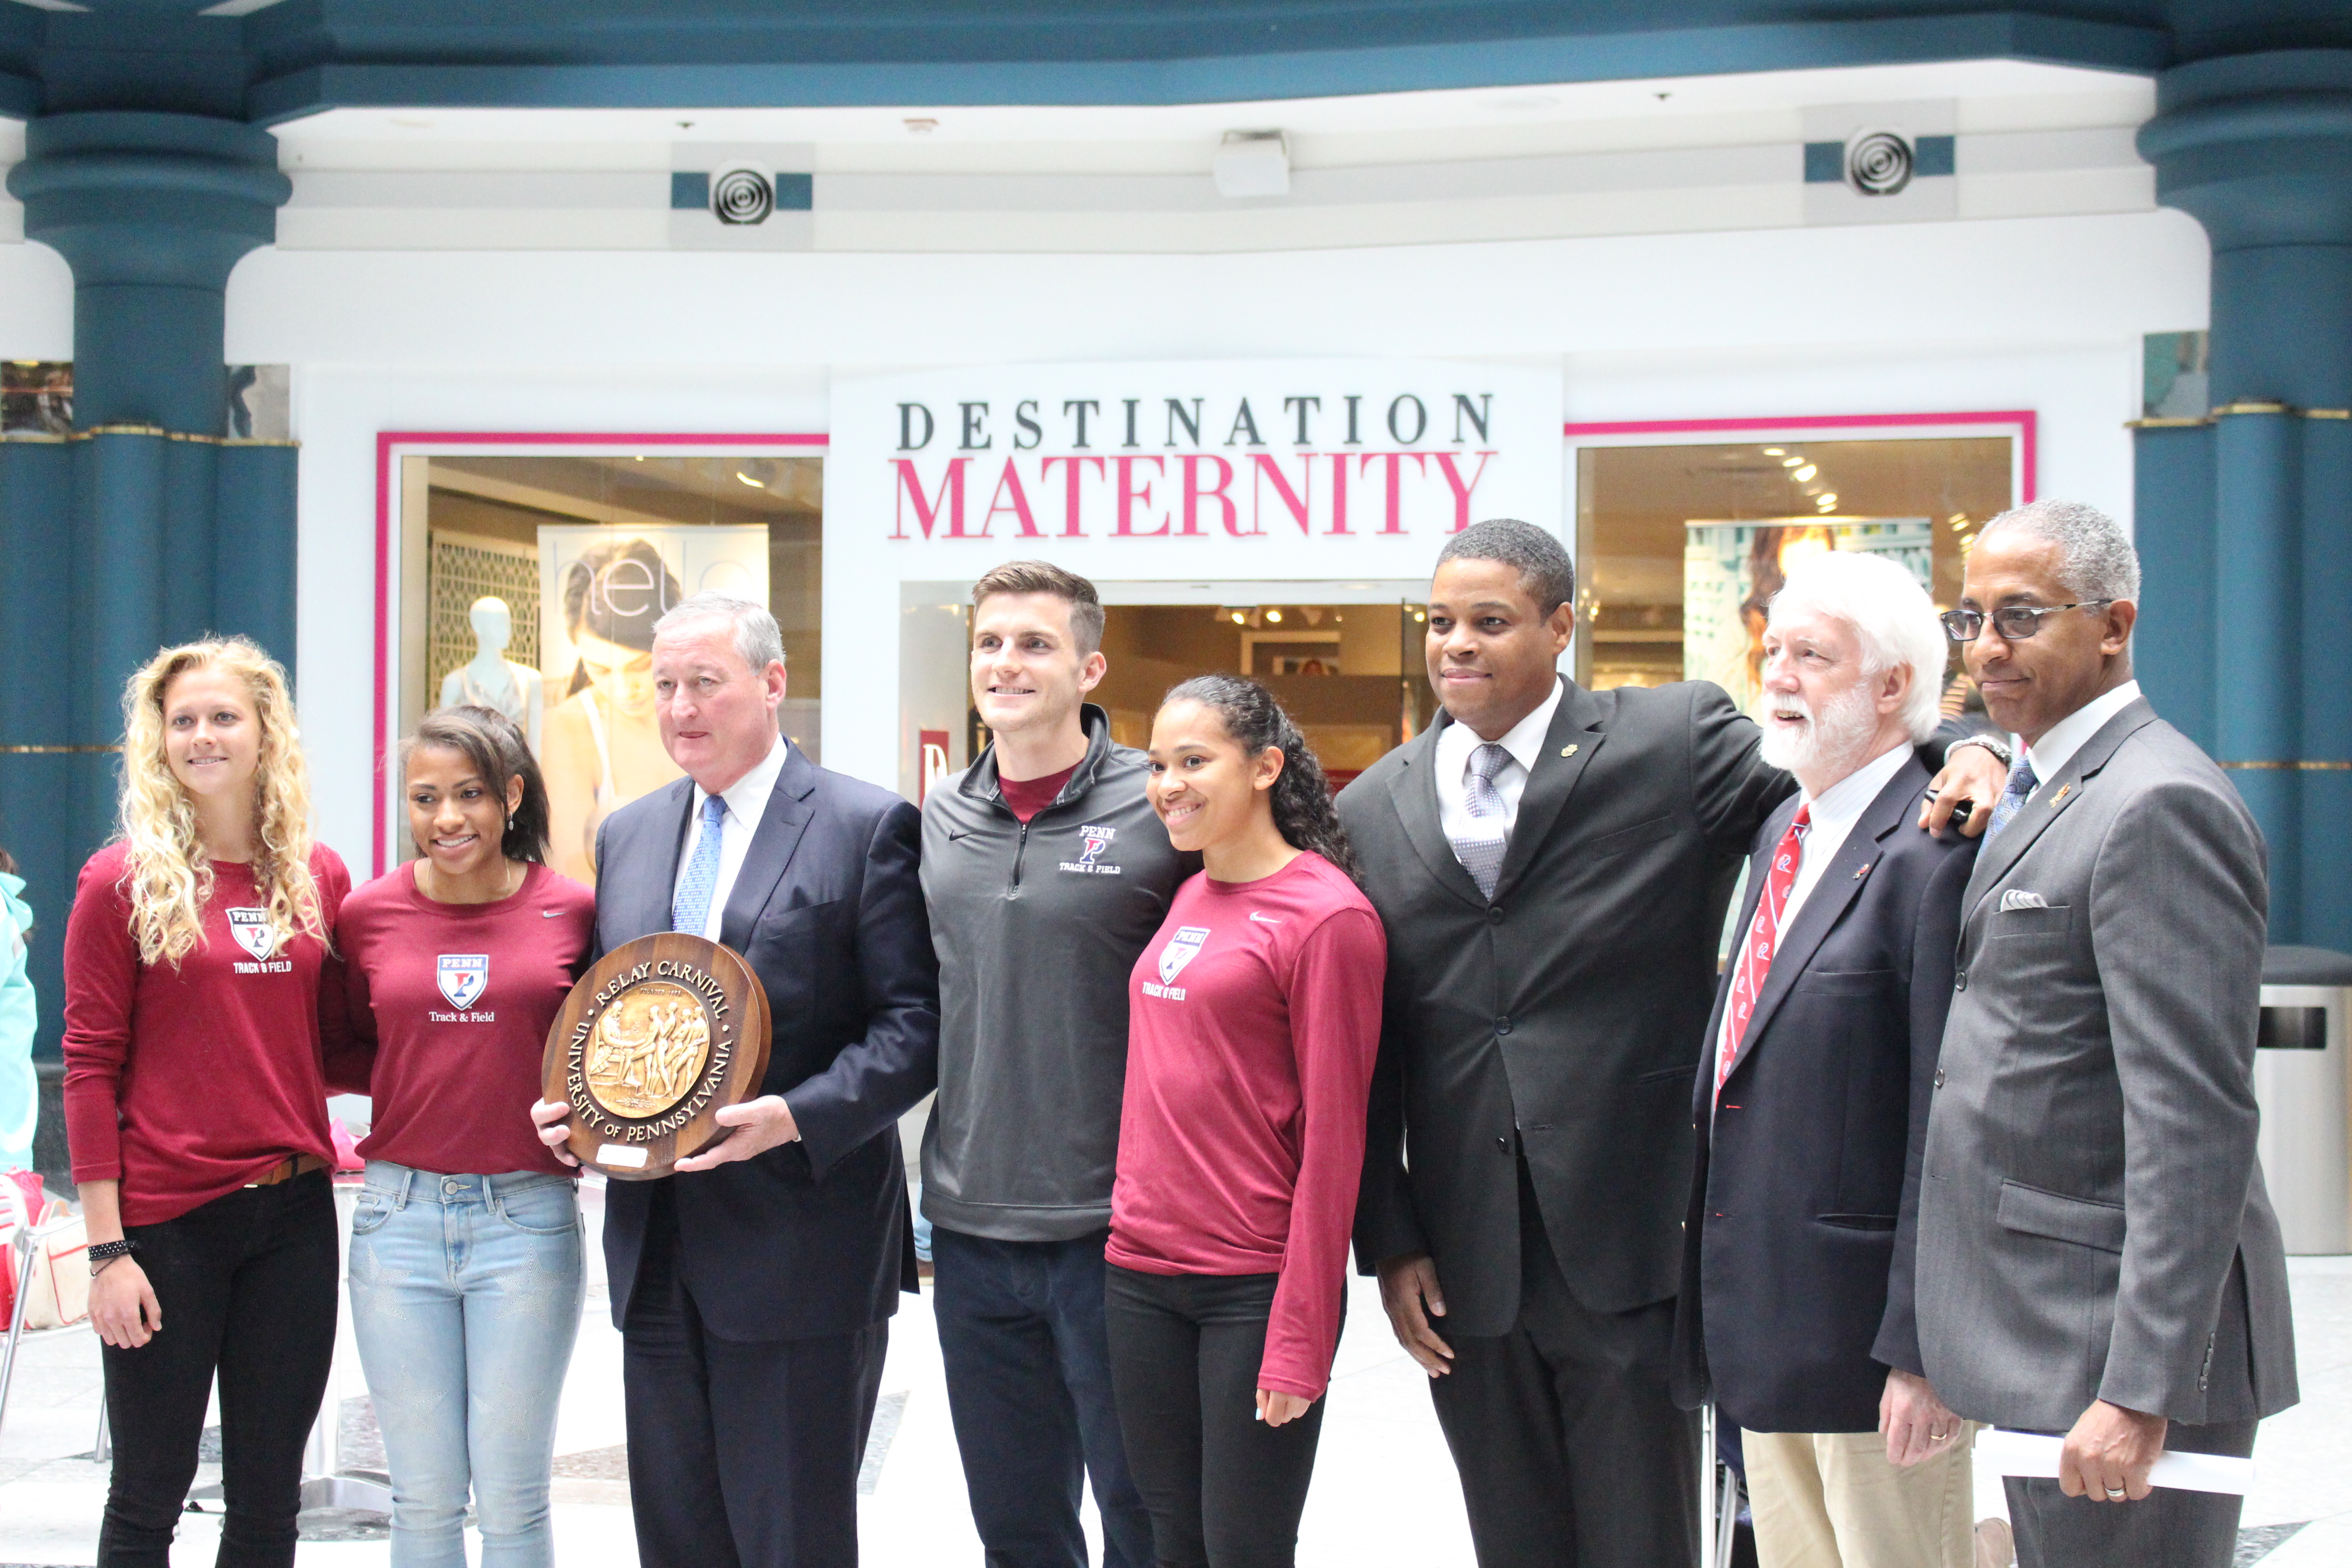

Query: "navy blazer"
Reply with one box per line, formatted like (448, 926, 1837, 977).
(592, 740, 941, 1342)
(1669, 753, 1976, 1434)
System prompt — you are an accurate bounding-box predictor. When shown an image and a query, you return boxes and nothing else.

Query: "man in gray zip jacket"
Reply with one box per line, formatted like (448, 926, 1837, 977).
(921, 561, 1193, 1568)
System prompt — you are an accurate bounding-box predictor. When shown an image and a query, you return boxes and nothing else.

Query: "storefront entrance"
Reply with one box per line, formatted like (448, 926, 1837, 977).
(1088, 600, 1432, 790)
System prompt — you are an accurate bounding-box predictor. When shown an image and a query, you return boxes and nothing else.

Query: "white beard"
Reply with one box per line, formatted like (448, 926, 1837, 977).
(1758, 683, 1883, 780)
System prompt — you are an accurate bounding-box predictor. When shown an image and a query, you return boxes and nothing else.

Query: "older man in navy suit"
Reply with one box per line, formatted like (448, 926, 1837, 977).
(1672, 551, 1981, 1568)
(534, 591, 939, 1568)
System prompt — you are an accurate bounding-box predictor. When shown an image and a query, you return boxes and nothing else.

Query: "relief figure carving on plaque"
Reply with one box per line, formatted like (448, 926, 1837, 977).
(583, 980, 712, 1117)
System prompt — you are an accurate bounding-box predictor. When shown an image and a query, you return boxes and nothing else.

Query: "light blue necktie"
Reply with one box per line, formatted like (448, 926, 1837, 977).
(1985, 757, 2039, 840)
(1448, 742, 1514, 900)
(671, 794, 729, 935)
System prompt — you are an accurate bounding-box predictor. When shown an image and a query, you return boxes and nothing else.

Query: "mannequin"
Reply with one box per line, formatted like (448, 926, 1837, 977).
(440, 597, 544, 750)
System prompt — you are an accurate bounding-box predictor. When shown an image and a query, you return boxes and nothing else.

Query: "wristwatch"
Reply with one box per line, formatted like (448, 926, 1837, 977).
(1945, 733, 2013, 768)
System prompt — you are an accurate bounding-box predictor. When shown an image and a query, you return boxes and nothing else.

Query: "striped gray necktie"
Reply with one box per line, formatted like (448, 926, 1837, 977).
(1449, 742, 1514, 900)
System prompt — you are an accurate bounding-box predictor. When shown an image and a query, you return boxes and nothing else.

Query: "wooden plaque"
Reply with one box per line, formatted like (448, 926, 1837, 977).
(540, 933, 773, 1180)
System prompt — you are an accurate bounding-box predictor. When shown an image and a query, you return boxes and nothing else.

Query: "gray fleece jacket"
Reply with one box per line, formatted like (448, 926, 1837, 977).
(918, 706, 1196, 1242)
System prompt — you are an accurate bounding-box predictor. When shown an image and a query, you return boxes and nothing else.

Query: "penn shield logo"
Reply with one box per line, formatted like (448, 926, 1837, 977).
(437, 954, 490, 1009)
(1157, 926, 1210, 985)
(1059, 823, 1123, 876)
(225, 908, 276, 961)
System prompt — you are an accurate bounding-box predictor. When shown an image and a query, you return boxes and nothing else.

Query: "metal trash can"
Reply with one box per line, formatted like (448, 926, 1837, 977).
(2255, 945, 2352, 1254)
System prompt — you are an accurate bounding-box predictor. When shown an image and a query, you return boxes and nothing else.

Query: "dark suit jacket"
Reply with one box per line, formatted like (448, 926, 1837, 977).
(1337, 680, 1791, 1332)
(1669, 755, 1977, 1434)
(593, 741, 941, 1342)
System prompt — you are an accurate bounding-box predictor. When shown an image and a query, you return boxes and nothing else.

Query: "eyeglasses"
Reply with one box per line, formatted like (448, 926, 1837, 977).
(1939, 600, 2114, 643)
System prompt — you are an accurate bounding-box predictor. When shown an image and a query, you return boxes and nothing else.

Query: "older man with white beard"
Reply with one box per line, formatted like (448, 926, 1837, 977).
(1671, 550, 1986, 1568)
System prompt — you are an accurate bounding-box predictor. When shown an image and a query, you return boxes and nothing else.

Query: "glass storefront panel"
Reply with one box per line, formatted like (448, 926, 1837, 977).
(397, 452, 822, 883)
(1573, 436, 2012, 711)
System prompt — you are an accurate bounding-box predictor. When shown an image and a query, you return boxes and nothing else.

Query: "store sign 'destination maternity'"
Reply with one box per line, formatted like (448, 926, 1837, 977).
(827, 361, 1564, 578)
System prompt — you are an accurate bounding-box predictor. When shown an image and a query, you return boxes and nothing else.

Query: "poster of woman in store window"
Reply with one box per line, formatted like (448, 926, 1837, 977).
(1683, 517, 1935, 715)
(537, 526, 770, 886)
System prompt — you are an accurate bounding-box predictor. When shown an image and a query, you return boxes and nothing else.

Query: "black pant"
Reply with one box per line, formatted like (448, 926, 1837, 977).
(620, 1190, 886, 1568)
(1103, 1266, 1326, 1568)
(2005, 1417, 2257, 1568)
(98, 1171, 339, 1568)
(1428, 1168, 1700, 1568)
(932, 1226, 1152, 1568)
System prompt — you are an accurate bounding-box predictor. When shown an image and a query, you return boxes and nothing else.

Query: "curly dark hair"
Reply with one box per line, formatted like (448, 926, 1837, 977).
(1161, 674, 1358, 882)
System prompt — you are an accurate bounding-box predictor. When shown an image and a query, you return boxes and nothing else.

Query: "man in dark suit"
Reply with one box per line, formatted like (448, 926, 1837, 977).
(532, 592, 939, 1568)
(1336, 521, 2002, 1568)
(1670, 550, 1980, 1568)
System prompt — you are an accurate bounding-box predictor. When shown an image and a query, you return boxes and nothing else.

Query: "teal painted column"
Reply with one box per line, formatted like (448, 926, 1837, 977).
(1, 113, 292, 1058)
(2139, 49, 2352, 949)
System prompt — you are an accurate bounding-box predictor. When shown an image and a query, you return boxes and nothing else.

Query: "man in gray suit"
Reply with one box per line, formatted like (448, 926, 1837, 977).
(1916, 499, 2297, 1568)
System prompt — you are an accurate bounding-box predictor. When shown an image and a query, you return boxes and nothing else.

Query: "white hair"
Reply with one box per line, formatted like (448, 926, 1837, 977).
(652, 591, 786, 674)
(1976, 499, 2141, 603)
(1767, 551, 1947, 743)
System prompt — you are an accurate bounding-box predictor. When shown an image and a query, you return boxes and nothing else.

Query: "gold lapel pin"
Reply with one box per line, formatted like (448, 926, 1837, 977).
(1561, 744, 1579, 758)
(2051, 784, 2073, 804)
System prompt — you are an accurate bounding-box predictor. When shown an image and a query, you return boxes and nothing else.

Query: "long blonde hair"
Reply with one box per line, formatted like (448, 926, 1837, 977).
(118, 637, 326, 967)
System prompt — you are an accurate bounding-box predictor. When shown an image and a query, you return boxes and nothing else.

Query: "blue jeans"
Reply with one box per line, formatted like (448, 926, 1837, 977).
(931, 1225, 1151, 1568)
(348, 1162, 585, 1568)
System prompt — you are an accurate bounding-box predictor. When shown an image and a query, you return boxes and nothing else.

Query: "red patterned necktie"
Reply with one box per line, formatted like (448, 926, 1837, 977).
(1718, 804, 1811, 1094)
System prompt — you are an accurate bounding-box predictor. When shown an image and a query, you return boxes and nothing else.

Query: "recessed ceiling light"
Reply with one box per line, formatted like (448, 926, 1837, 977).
(735, 470, 765, 488)
(1762, 447, 1784, 456)
(1793, 464, 1818, 482)
(1781, 455, 1804, 468)
(1265, 608, 1284, 623)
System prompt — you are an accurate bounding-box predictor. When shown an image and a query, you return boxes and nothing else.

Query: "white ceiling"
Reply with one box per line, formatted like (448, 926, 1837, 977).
(270, 58, 2155, 174)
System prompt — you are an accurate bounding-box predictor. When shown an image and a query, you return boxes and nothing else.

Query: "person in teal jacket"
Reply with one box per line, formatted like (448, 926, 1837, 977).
(0, 847, 36, 1174)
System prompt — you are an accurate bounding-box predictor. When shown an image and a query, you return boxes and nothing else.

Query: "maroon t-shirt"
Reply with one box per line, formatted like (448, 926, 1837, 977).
(998, 762, 1079, 823)
(64, 843, 352, 1226)
(336, 861, 597, 1177)
(1109, 852, 1386, 1399)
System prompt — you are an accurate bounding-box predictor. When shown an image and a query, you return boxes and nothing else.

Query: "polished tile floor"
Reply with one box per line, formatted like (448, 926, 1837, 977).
(3, 1186, 2346, 1567)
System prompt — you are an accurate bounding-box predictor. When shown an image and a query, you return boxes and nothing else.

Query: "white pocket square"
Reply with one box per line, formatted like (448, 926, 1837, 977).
(1999, 889, 2050, 911)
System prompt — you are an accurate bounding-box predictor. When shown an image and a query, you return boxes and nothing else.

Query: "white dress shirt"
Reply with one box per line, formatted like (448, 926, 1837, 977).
(1435, 677, 1567, 849)
(671, 736, 791, 941)
(2016, 679, 2142, 798)
(1716, 741, 1914, 1072)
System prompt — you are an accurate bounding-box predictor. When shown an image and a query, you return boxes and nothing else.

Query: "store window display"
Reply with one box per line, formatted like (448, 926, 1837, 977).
(402, 453, 823, 884)
(1574, 436, 2013, 711)
(439, 596, 544, 750)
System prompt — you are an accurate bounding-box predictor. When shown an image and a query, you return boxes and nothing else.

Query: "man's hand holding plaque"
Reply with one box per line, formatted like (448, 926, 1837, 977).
(534, 932, 773, 1179)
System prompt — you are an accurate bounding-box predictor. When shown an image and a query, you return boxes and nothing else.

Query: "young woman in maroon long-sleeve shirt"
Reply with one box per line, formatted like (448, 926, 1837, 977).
(64, 637, 350, 1568)
(1106, 675, 1386, 1568)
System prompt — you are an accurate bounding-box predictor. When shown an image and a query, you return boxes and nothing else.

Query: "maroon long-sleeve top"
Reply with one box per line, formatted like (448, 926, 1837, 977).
(1109, 851, 1386, 1400)
(63, 842, 352, 1226)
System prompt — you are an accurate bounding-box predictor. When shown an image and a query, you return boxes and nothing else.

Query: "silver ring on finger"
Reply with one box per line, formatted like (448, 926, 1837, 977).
(2104, 1486, 2127, 1500)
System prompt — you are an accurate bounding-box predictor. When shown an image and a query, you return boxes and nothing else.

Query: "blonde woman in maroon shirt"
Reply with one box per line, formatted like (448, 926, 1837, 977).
(64, 637, 350, 1568)
(334, 705, 594, 1568)
(1107, 675, 1386, 1568)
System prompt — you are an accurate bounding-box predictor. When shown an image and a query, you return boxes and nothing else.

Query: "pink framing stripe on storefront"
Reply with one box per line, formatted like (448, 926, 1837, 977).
(371, 431, 829, 875)
(1562, 411, 2038, 503)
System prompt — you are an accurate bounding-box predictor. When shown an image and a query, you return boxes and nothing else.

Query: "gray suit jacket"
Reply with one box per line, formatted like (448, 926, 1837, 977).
(1915, 696, 2297, 1431)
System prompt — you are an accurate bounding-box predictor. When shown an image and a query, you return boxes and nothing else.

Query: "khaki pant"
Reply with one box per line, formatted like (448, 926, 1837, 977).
(1741, 1425, 1977, 1568)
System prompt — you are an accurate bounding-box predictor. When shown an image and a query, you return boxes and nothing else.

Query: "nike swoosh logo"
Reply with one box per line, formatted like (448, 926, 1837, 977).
(542, 909, 565, 917)
(1250, 911, 1283, 925)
